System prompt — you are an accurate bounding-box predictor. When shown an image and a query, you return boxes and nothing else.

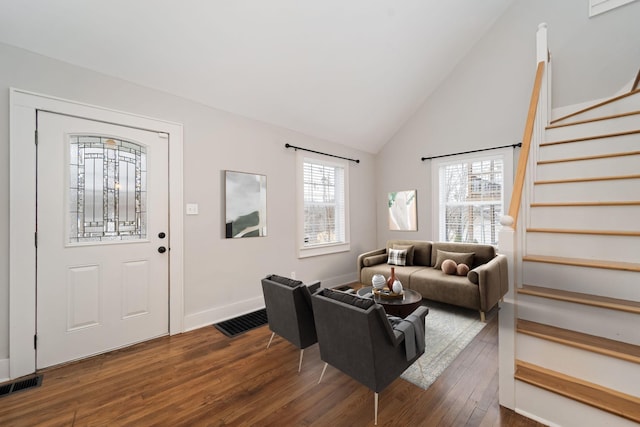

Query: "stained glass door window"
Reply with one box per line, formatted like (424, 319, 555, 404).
(69, 136, 147, 243)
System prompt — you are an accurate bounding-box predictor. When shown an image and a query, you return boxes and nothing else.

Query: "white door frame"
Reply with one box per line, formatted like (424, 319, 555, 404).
(9, 88, 184, 379)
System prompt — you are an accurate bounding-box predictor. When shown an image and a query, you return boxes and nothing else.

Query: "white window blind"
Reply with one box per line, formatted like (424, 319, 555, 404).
(437, 157, 504, 245)
(302, 159, 346, 247)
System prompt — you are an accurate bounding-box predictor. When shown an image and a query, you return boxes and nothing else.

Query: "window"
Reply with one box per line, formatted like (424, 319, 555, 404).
(69, 135, 147, 244)
(297, 152, 350, 257)
(432, 149, 512, 245)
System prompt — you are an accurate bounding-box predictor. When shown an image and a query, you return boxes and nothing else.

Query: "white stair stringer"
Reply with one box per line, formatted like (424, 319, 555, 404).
(546, 112, 640, 141)
(516, 334, 639, 397)
(522, 260, 640, 301)
(550, 89, 640, 125)
(538, 131, 640, 161)
(529, 204, 640, 232)
(526, 232, 640, 264)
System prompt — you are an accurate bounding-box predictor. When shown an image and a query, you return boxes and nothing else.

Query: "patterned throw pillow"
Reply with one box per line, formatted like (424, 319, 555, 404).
(387, 248, 407, 266)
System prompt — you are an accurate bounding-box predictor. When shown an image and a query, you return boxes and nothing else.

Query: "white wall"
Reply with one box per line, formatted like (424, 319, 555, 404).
(0, 42, 377, 361)
(375, 0, 640, 246)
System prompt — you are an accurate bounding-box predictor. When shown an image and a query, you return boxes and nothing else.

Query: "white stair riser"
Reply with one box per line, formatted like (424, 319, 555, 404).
(522, 261, 640, 301)
(536, 154, 640, 181)
(529, 205, 640, 232)
(529, 205, 640, 231)
(517, 294, 640, 345)
(546, 115, 640, 142)
(551, 93, 640, 125)
(538, 133, 640, 162)
(533, 179, 640, 203)
(516, 335, 639, 396)
(515, 382, 639, 427)
(526, 233, 640, 264)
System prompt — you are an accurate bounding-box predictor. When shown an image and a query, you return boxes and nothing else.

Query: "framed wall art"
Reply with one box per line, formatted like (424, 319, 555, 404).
(225, 170, 267, 238)
(388, 190, 417, 231)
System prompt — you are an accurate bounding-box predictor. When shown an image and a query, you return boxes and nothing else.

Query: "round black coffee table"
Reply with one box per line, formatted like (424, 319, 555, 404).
(357, 286, 423, 318)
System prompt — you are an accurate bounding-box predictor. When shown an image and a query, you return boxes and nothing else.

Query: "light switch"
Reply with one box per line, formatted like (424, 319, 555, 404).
(186, 203, 199, 215)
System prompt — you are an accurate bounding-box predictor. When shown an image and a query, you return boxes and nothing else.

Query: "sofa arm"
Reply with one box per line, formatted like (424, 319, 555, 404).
(474, 254, 509, 312)
(357, 248, 386, 281)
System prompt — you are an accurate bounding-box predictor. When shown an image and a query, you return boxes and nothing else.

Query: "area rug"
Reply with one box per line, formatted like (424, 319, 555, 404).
(400, 301, 487, 389)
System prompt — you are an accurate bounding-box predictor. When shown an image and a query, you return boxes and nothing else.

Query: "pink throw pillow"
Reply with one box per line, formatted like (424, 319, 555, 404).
(457, 263, 470, 276)
(441, 259, 457, 275)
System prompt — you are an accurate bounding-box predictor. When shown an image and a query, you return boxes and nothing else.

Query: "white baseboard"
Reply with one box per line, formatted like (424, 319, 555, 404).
(182, 272, 358, 333)
(183, 296, 265, 332)
(0, 358, 9, 382)
(515, 408, 560, 427)
(318, 272, 358, 288)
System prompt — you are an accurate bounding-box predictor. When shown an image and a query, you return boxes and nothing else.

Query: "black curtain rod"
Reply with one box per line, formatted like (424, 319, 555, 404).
(285, 143, 360, 163)
(421, 142, 522, 161)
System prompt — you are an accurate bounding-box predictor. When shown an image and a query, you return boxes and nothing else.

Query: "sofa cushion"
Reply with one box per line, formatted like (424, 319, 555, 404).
(386, 240, 432, 266)
(434, 250, 474, 270)
(387, 248, 407, 266)
(467, 268, 479, 284)
(393, 244, 415, 265)
(408, 268, 480, 310)
(363, 253, 388, 267)
(457, 263, 470, 276)
(431, 242, 495, 268)
(321, 288, 375, 310)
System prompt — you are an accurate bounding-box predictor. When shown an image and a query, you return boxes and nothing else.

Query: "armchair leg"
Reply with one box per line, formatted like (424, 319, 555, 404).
(298, 349, 304, 373)
(374, 392, 379, 425)
(318, 362, 328, 384)
(479, 311, 486, 322)
(266, 332, 275, 349)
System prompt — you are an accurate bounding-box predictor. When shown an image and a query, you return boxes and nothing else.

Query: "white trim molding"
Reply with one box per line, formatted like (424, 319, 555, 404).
(9, 88, 184, 379)
(589, 0, 639, 16)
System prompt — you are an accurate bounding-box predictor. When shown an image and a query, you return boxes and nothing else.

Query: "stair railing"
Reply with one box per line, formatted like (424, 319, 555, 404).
(498, 23, 550, 410)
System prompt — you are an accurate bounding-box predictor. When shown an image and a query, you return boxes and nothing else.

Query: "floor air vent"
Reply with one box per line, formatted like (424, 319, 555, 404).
(214, 308, 268, 337)
(0, 375, 43, 398)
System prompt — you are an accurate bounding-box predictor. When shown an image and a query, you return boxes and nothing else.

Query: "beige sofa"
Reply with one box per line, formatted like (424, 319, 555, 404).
(357, 240, 508, 321)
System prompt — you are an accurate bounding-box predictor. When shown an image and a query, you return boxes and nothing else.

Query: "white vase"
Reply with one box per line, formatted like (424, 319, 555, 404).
(372, 274, 386, 289)
(392, 280, 403, 294)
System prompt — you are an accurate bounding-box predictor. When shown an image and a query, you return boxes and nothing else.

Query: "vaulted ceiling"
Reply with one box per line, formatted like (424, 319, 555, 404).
(0, 0, 514, 153)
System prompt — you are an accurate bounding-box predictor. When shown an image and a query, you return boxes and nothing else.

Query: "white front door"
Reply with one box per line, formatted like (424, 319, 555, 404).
(36, 111, 169, 369)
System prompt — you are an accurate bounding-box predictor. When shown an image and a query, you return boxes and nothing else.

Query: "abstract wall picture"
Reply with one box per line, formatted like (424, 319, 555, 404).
(388, 190, 417, 231)
(225, 171, 267, 238)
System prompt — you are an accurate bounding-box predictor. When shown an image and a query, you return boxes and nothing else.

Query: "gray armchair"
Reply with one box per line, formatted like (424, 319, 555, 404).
(311, 288, 429, 425)
(261, 274, 321, 372)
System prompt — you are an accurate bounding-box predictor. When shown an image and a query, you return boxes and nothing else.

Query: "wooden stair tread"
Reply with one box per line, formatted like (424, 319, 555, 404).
(550, 88, 640, 125)
(517, 319, 640, 363)
(534, 174, 640, 185)
(547, 110, 640, 129)
(526, 228, 640, 237)
(530, 201, 640, 207)
(541, 129, 640, 147)
(519, 284, 640, 315)
(538, 150, 640, 165)
(523, 255, 640, 272)
(514, 360, 640, 423)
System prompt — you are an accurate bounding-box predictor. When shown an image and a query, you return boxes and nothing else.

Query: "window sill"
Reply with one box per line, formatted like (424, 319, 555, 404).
(298, 242, 350, 259)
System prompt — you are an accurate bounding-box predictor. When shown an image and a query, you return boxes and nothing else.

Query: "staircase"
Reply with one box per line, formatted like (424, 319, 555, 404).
(509, 88, 640, 426)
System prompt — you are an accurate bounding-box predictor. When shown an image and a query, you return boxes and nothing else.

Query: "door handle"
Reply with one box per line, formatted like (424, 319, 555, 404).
(158, 246, 167, 254)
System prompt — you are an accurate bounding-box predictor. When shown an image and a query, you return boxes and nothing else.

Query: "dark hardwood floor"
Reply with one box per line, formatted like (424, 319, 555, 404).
(0, 308, 546, 426)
